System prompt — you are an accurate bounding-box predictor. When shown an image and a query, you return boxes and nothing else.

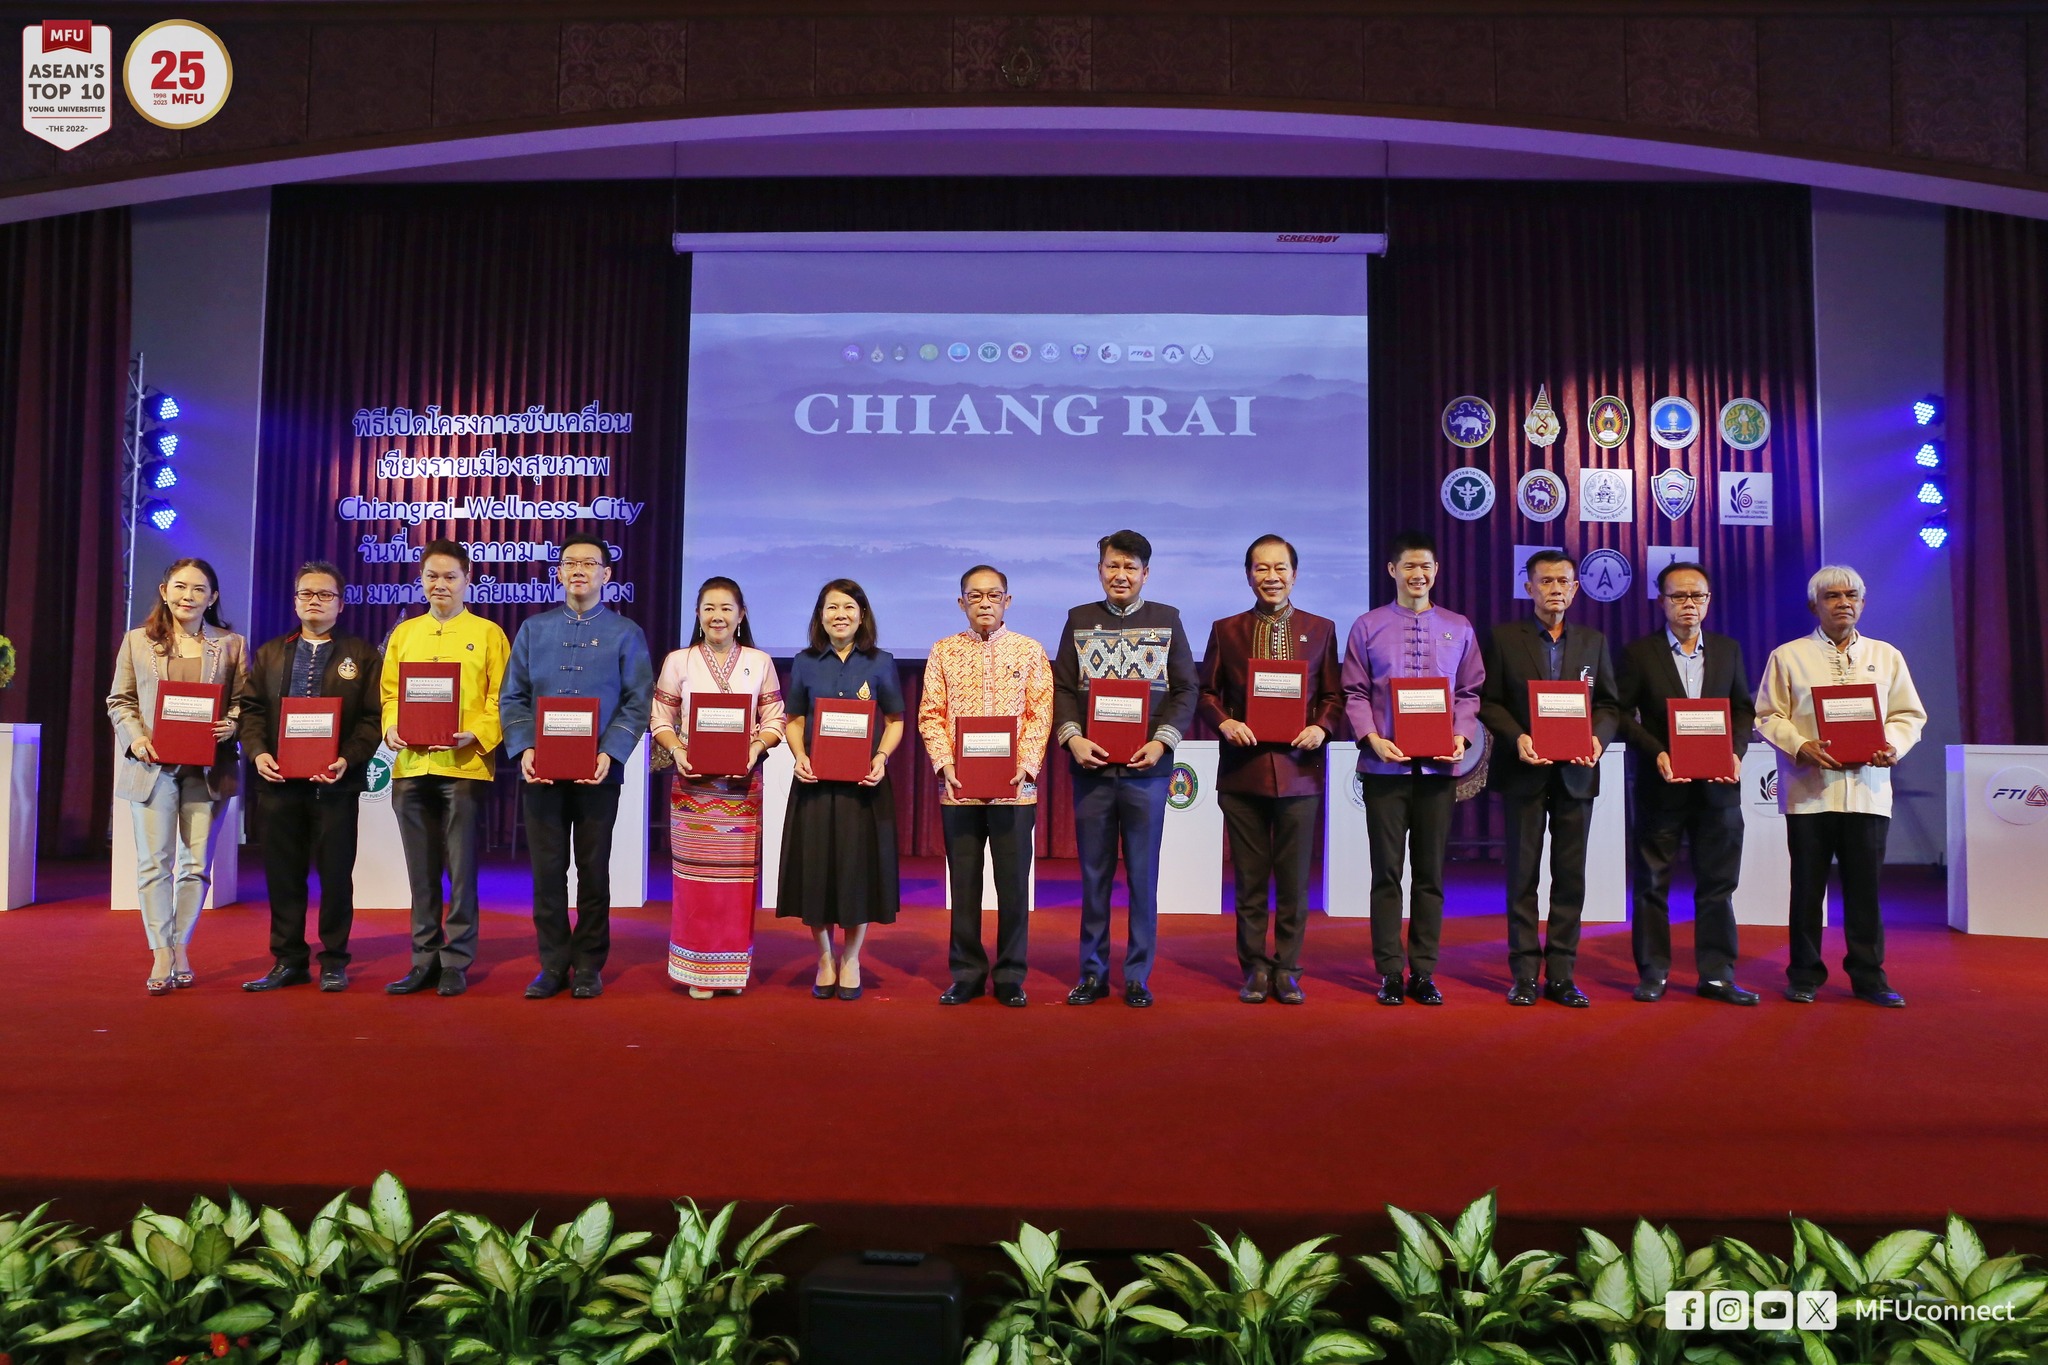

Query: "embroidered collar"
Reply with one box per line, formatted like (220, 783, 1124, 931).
(1103, 597, 1145, 617)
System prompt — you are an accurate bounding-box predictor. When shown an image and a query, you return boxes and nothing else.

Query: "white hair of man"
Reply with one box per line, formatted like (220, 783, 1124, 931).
(1807, 564, 1867, 606)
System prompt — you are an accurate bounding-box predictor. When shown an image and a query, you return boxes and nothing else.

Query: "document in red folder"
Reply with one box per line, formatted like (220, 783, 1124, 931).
(276, 697, 342, 778)
(1085, 677, 1152, 765)
(953, 715, 1019, 801)
(397, 662, 462, 748)
(810, 697, 878, 782)
(1666, 699, 1734, 781)
(686, 694, 753, 777)
(534, 697, 601, 781)
(1244, 660, 1309, 744)
(1527, 680, 1595, 762)
(1388, 677, 1456, 759)
(1812, 683, 1886, 765)
(153, 680, 224, 767)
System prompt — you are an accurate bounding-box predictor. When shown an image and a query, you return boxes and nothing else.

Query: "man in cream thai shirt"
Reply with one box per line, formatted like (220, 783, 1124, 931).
(1755, 565, 1927, 1008)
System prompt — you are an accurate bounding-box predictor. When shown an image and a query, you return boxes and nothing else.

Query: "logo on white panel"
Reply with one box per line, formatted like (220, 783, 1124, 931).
(1580, 468, 1633, 522)
(1511, 544, 1563, 601)
(1096, 343, 1121, 364)
(123, 19, 231, 129)
(1126, 344, 1157, 362)
(1645, 547, 1699, 599)
(22, 20, 114, 149)
(1986, 767, 2048, 825)
(1719, 471, 1773, 525)
(1190, 343, 1213, 364)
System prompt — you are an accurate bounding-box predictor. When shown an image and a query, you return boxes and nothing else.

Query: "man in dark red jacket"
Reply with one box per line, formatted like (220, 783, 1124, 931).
(1197, 534, 1344, 1004)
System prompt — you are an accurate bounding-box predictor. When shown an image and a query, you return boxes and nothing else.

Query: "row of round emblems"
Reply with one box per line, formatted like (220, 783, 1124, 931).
(1441, 391, 1769, 452)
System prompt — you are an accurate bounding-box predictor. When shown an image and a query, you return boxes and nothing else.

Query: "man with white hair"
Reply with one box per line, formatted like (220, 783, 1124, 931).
(1755, 565, 1927, 1006)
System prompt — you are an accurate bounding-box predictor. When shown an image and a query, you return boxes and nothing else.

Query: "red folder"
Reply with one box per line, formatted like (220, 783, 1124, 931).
(954, 715, 1019, 801)
(534, 697, 601, 781)
(153, 680, 224, 767)
(277, 697, 342, 779)
(1389, 677, 1456, 759)
(1813, 683, 1886, 765)
(397, 661, 462, 748)
(1245, 659, 1309, 743)
(810, 697, 877, 783)
(686, 693, 753, 778)
(1086, 677, 1152, 765)
(1666, 699, 1734, 781)
(1527, 680, 1595, 762)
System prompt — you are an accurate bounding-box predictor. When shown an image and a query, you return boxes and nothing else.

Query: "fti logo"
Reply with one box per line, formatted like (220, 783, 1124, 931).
(1986, 766, 2048, 826)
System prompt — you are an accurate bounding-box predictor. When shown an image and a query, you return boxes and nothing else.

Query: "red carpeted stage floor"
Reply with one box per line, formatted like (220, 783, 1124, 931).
(3, 856, 2045, 1263)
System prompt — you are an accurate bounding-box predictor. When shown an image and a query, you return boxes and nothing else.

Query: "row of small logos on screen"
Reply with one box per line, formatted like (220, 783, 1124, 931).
(1441, 388, 1770, 453)
(1439, 465, 1773, 527)
(1664, 1290, 2019, 1332)
(841, 341, 1216, 366)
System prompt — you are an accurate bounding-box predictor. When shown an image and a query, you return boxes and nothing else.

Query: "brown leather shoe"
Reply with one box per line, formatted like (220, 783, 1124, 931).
(1238, 966, 1271, 1004)
(1272, 972, 1305, 1005)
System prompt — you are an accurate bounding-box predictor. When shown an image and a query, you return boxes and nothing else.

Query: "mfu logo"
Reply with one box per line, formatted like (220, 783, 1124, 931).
(1986, 765, 2048, 826)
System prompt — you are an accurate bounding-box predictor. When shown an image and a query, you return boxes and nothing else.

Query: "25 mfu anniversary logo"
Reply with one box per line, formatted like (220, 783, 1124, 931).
(21, 17, 230, 150)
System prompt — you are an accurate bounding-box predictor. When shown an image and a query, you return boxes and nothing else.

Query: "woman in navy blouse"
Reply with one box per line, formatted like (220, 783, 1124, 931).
(777, 579, 905, 999)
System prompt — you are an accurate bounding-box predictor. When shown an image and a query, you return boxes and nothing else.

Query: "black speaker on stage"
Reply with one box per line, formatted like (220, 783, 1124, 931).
(798, 1251, 963, 1365)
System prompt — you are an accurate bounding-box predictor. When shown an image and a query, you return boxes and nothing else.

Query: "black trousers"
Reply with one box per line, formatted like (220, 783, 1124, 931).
(942, 802, 1035, 984)
(1501, 779, 1593, 983)
(523, 781, 621, 974)
(1361, 772, 1456, 978)
(1785, 811, 1891, 992)
(392, 775, 485, 971)
(1630, 792, 1744, 984)
(256, 779, 361, 970)
(1218, 791, 1318, 975)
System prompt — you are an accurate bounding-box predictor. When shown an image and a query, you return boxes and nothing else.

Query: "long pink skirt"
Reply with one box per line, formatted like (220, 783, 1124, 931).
(667, 769, 764, 990)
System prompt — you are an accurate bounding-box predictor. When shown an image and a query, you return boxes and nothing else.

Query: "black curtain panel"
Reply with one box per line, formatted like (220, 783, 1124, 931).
(0, 209, 129, 856)
(1946, 208, 2048, 745)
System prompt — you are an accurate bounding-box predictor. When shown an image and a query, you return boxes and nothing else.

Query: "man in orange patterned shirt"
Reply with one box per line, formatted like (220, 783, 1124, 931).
(918, 564, 1055, 1007)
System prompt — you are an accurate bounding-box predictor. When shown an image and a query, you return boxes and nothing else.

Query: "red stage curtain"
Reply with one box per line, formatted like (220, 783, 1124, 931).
(1946, 209, 2048, 745)
(0, 210, 129, 855)
(1370, 182, 1822, 852)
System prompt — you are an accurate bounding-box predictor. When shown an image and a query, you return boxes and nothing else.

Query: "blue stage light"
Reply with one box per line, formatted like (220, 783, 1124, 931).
(142, 498, 178, 531)
(1916, 478, 1946, 507)
(148, 429, 179, 459)
(1913, 396, 1943, 427)
(141, 459, 178, 491)
(1919, 519, 1948, 549)
(1914, 441, 1943, 469)
(147, 389, 179, 422)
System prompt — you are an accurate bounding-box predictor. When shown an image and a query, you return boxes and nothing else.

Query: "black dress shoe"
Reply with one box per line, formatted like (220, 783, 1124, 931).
(436, 968, 468, 997)
(242, 963, 312, 993)
(1123, 981, 1153, 1008)
(1698, 979, 1760, 1006)
(1239, 967, 1270, 1004)
(571, 970, 603, 999)
(385, 963, 440, 995)
(1272, 973, 1305, 1005)
(1854, 986, 1905, 1009)
(1633, 977, 1668, 1003)
(526, 969, 567, 1000)
(1784, 984, 1819, 1003)
(939, 979, 986, 1005)
(1507, 979, 1540, 1006)
(993, 981, 1027, 1008)
(319, 967, 348, 993)
(1406, 975, 1443, 1006)
(1544, 980, 1591, 1009)
(1376, 972, 1406, 1007)
(1067, 974, 1108, 1005)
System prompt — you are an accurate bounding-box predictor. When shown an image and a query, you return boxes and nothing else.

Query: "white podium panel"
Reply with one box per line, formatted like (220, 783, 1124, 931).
(759, 743, 794, 909)
(1158, 741, 1222, 915)
(1947, 745, 2048, 937)
(111, 794, 241, 909)
(1322, 741, 1623, 922)
(568, 737, 650, 908)
(1731, 745, 1798, 926)
(0, 724, 40, 909)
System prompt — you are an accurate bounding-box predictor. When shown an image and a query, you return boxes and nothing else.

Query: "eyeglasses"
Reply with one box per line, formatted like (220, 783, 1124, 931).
(293, 590, 340, 603)
(1663, 592, 1711, 603)
(559, 558, 607, 571)
(963, 591, 1008, 604)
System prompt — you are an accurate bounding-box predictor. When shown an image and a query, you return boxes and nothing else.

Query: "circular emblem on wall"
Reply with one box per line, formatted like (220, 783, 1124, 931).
(362, 750, 394, 801)
(1719, 397, 1771, 450)
(1588, 396, 1631, 449)
(1349, 770, 1367, 811)
(1516, 468, 1568, 522)
(1440, 467, 1496, 520)
(977, 342, 1002, 363)
(1441, 396, 1496, 448)
(125, 20, 233, 130)
(1985, 766, 2048, 826)
(1577, 548, 1634, 602)
(1648, 396, 1699, 449)
(1167, 762, 1200, 811)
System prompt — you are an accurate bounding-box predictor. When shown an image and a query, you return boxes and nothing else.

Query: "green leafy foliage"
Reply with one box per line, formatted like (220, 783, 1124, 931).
(582, 1200, 809, 1365)
(1130, 1225, 1382, 1365)
(964, 1223, 1160, 1365)
(1354, 1192, 1575, 1365)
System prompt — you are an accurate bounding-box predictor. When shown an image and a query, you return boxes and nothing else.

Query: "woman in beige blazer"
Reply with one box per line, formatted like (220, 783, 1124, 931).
(107, 558, 247, 993)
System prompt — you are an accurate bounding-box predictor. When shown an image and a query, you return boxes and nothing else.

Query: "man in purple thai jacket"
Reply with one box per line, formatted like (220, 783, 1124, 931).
(1340, 531, 1485, 1007)
(1197, 534, 1344, 1005)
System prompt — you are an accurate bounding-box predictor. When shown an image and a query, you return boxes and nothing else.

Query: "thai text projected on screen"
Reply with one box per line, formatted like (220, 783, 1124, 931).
(683, 250, 1369, 656)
